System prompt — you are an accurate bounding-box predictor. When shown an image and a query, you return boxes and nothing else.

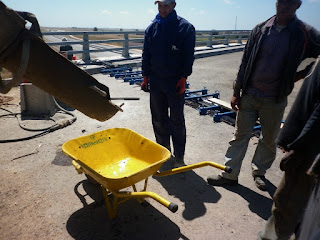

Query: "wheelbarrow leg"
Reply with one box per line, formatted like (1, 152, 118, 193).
(101, 187, 117, 219)
(101, 180, 178, 219)
(132, 178, 149, 203)
(101, 188, 179, 219)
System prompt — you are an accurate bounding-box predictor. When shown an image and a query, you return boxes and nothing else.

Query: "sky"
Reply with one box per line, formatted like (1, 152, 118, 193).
(3, 0, 320, 31)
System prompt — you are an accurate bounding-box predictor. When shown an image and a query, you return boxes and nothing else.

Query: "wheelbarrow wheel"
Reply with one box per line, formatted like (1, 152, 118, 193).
(85, 174, 99, 185)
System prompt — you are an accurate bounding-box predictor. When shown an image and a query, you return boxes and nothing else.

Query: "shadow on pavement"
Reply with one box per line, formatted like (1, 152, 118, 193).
(223, 183, 275, 220)
(66, 180, 189, 240)
(153, 170, 222, 220)
(265, 178, 277, 198)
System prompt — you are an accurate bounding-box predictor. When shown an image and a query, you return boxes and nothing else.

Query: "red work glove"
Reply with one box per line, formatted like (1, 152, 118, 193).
(141, 76, 149, 92)
(176, 77, 187, 95)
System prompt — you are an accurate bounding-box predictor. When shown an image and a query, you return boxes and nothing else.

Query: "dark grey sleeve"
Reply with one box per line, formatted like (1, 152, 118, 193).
(277, 57, 320, 151)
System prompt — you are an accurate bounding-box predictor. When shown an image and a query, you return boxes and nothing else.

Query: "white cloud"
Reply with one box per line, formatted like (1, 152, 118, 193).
(148, 9, 156, 15)
(120, 11, 130, 15)
(224, 0, 234, 5)
(189, 8, 205, 15)
(102, 9, 112, 15)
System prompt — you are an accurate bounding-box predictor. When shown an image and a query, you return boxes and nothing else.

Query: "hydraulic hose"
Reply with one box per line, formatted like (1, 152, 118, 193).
(0, 97, 77, 143)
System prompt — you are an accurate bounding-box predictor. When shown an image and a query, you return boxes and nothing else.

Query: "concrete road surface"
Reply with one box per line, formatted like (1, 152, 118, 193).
(0, 51, 313, 240)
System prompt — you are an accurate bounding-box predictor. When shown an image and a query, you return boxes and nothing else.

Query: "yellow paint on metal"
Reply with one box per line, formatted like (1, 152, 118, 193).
(154, 161, 229, 177)
(62, 128, 171, 191)
(63, 128, 231, 218)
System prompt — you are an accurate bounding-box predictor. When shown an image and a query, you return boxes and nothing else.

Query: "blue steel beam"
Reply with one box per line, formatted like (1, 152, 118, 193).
(213, 111, 236, 122)
(185, 93, 220, 102)
(124, 76, 143, 81)
(185, 89, 208, 95)
(199, 105, 221, 115)
(114, 71, 142, 79)
(101, 67, 132, 74)
(129, 78, 143, 85)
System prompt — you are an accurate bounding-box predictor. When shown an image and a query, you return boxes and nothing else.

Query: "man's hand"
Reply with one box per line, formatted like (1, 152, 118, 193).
(141, 76, 149, 92)
(176, 77, 187, 95)
(231, 94, 241, 111)
(280, 150, 303, 171)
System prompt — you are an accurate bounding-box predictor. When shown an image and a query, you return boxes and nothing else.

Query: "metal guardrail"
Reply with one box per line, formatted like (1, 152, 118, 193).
(43, 30, 250, 62)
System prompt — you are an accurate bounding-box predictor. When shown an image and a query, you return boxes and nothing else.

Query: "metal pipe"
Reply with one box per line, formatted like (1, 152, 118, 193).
(154, 161, 232, 177)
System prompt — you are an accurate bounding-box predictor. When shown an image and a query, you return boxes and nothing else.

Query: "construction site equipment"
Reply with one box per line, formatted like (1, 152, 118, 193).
(62, 128, 231, 219)
(185, 90, 220, 102)
(114, 71, 142, 79)
(103, 67, 144, 86)
(129, 78, 143, 85)
(184, 88, 271, 137)
(186, 88, 208, 95)
(185, 88, 236, 123)
(101, 67, 133, 75)
(0, 2, 120, 121)
(102, 67, 192, 91)
(20, 83, 56, 116)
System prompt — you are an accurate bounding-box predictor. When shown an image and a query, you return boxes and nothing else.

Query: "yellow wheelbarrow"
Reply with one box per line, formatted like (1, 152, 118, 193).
(62, 128, 231, 219)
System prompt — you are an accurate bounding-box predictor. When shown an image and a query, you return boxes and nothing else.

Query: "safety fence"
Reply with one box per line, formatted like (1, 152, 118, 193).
(43, 30, 250, 62)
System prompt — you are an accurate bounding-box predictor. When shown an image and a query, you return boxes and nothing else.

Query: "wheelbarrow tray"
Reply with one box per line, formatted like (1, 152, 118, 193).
(62, 128, 171, 191)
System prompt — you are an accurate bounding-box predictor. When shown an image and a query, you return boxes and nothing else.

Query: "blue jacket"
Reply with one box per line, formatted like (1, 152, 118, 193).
(142, 10, 195, 81)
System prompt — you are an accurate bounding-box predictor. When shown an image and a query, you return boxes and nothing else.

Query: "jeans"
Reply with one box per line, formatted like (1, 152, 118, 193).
(221, 94, 287, 180)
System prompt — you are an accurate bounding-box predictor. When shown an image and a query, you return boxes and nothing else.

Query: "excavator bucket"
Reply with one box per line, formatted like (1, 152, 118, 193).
(0, 2, 120, 121)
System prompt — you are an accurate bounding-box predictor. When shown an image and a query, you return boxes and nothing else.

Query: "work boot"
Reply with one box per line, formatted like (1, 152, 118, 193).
(173, 155, 185, 168)
(253, 175, 267, 191)
(160, 155, 174, 171)
(207, 174, 238, 186)
(173, 156, 186, 179)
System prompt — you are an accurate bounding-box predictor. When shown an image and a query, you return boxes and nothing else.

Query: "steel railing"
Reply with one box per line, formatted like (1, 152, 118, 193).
(43, 30, 250, 62)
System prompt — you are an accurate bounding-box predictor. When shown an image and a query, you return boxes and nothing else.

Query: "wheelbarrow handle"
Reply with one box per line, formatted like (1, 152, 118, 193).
(225, 166, 232, 173)
(112, 191, 179, 214)
(168, 203, 178, 213)
(72, 160, 83, 174)
(155, 161, 232, 177)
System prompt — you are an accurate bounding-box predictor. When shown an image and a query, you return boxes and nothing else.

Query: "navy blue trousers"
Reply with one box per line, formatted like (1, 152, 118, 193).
(149, 78, 186, 157)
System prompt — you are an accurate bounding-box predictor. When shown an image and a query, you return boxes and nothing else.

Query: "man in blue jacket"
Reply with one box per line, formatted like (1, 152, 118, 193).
(141, 0, 195, 168)
(207, 0, 320, 190)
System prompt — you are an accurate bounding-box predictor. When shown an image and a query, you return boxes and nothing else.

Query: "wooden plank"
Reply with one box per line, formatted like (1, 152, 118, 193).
(207, 97, 234, 111)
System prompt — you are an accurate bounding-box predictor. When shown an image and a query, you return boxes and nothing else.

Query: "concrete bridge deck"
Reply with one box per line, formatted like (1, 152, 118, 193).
(0, 51, 310, 240)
